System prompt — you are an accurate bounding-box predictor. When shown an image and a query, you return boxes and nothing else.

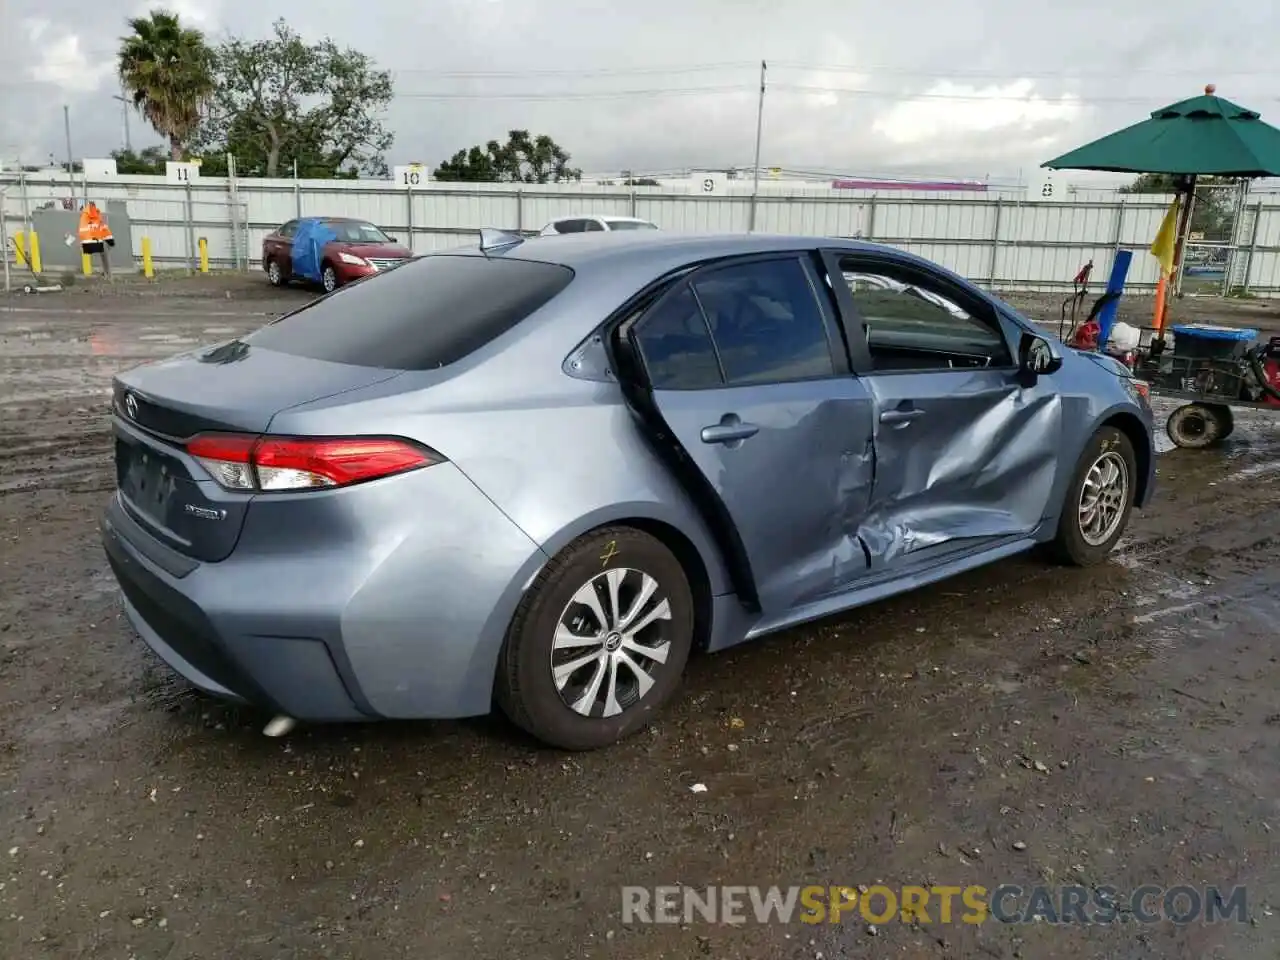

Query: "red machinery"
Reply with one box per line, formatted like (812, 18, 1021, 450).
(1258, 337, 1280, 409)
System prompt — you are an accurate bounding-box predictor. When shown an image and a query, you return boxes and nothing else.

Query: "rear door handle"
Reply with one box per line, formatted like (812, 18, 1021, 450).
(700, 416, 759, 445)
(879, 408, 924, 424)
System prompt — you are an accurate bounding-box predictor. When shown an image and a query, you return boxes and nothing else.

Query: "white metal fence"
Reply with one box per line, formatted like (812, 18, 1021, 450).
(4, 170, 1280, 296)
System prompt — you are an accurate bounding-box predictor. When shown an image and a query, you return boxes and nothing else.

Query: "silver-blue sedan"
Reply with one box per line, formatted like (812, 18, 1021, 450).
(101, 231, 1155, 750)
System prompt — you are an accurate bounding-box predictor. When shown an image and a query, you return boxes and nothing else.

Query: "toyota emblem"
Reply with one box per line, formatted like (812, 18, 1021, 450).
(124, 393, 138, 420)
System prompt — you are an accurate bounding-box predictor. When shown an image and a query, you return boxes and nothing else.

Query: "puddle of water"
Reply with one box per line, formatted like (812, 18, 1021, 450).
(137, 334, 198, 344)
(1228, 460, 1280, 481)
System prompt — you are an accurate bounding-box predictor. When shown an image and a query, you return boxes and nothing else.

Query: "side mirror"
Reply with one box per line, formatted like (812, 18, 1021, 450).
(385, 236, 398, 243)
(1019, 332, 1063, 378)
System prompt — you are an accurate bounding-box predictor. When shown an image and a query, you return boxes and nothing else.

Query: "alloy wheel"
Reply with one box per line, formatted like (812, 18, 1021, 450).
(1078, 450, 1129, 546)
(551, 567, 672, 718)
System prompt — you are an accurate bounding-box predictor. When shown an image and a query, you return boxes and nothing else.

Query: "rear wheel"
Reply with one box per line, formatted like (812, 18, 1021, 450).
(1049, 426, 1137, 566)
(321, 263, 338, 293)
(495, 526, 694, 750)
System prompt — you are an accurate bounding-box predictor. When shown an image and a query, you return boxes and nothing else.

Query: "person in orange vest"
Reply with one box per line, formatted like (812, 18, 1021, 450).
(78, 201, 115, 276)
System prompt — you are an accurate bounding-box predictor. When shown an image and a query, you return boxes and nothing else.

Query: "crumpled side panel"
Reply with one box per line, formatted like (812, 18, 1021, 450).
(859, 377, 1064, 569)
(644, 378, 876, 614)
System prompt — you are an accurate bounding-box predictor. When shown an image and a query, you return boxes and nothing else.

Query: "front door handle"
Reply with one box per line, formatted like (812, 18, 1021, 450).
(879, 408, 924, 425)
(700, 415, 759, 445)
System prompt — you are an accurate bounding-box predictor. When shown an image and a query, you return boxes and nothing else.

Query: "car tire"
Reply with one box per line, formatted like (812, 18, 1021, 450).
(321, 264, 338, 293)
(266, 258, 287, 287)
(1048, 425, 1137, 567)
(495, 526, 695, 751)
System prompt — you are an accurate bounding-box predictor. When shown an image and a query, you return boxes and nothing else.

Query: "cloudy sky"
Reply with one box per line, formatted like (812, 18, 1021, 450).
(1, 0, 1276, 183)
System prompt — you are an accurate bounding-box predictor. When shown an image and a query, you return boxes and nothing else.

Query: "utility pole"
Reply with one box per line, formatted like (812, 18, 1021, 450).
(114, 87, 132, 152)
(63, 105, 74, 199)
(749, 60, 767, 233)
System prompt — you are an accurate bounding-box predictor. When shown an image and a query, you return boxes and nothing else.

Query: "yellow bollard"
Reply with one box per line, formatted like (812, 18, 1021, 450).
(82, 251, 93, 276)
(13, 232, 27, 268)
(141, 236, 154, 279)
(198, 236, 209, 273)
(29, 232, 42, 275)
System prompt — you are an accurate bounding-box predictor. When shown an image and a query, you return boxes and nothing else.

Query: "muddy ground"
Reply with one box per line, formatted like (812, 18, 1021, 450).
(3, 276, 1280, 959)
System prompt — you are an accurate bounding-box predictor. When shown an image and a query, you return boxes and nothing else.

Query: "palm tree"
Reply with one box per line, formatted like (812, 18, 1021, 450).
(117, 10, 215, 162)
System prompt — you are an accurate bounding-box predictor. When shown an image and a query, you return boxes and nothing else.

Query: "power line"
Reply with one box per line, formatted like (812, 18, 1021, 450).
(8, 70, 1275, 106)
(392, 85, 749, 101)
(3, 56, 1277, 87)
(0, 61, 761, 87)
(389, 83, 1279, 105)
(387, 63, 759, 78)
(767, 60, 1279, 80)
(5, 74, 1277, 107)
(768, 83, 1269, 105)
(386, 62, 1279, 83)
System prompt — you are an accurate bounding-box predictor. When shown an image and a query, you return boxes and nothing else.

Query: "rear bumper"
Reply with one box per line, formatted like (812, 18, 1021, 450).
(100, 462, 549, 721)
(102, 495, 369, 720)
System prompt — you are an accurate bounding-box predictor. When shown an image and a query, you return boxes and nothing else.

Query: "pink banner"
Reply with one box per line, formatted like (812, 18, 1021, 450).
(831, 179, 988, 192)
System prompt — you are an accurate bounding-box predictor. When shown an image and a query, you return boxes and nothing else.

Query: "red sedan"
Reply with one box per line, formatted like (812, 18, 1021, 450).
(262, 217, 414, 292)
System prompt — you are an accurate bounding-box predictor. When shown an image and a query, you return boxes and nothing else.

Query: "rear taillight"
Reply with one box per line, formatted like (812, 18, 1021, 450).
(186, 433, 439, 492)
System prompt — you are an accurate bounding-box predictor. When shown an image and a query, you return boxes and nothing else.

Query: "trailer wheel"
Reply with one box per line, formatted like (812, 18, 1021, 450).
(1213, 403, 1235, 440)
(1166, 403, 1228, 449)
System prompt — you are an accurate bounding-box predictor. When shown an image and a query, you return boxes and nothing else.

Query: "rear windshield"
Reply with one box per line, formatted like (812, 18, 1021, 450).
(245, 254, 574, 369)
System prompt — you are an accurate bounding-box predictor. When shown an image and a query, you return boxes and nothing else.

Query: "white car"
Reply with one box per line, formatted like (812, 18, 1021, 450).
(538, 215, 659, 236)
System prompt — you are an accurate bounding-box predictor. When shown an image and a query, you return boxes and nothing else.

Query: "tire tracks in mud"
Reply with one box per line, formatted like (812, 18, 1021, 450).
(0, 409, 113, 495)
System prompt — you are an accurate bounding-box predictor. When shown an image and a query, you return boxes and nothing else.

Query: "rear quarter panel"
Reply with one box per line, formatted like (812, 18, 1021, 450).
(265, 272, 737, 609)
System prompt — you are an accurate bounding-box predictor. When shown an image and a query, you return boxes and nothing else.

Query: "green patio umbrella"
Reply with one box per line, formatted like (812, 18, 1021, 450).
(1043, 85, 1280, 177)
(1043, 85, 1280, 339)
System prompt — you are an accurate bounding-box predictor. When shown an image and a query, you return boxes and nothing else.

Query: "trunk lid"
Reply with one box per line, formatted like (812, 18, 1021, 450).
(111, 338, 402, 562)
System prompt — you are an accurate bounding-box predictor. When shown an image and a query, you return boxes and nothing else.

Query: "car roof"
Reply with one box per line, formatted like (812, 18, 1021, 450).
(475, 231, 882, 270)
(547, 214, 650, 223)
(427, 232, 987, 321)
(296, 216, 373, 225)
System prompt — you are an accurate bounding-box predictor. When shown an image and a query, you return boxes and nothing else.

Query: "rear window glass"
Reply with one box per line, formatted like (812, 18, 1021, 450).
(607, 220, 658, 231)
(245, 255, 574, 369)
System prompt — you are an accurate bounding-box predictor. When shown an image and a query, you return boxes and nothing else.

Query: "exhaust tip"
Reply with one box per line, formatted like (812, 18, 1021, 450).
(263, 715, 297, 738)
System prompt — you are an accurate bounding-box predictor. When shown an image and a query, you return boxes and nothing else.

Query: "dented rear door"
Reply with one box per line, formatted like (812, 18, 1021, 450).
(625, 254, 877, 616)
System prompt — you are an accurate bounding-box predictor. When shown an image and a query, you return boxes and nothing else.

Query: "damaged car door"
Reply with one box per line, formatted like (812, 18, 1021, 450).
(622, 253, 877, 616)
(828, 253, 1063, 572)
